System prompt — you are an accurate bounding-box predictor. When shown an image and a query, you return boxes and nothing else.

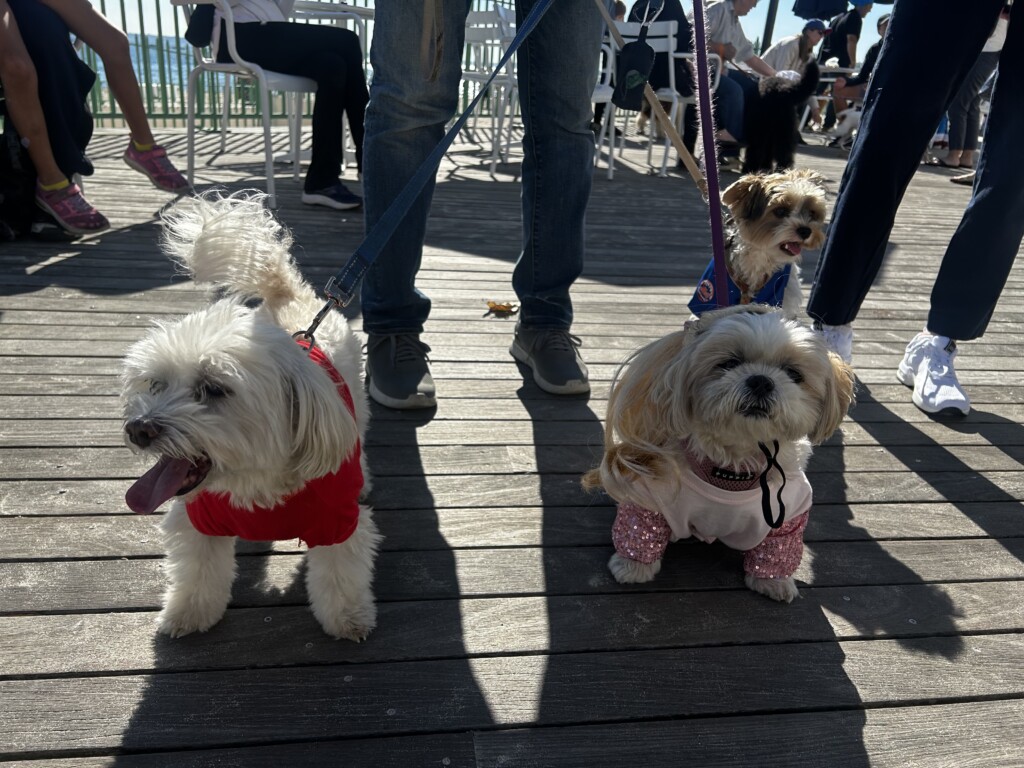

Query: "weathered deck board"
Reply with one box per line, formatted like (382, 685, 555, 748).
(1, 126, 1023, 766)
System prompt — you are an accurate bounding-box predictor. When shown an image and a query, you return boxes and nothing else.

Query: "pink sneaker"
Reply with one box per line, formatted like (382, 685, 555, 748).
(123, 142, 189, 193)
(35, 182, 110, 235)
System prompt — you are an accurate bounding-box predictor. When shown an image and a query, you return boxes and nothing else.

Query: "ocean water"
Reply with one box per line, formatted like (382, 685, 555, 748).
(89, 32, 194, 90)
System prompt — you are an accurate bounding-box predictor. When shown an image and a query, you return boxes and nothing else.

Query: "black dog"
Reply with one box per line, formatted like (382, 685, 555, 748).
(742, 61, 820, 173)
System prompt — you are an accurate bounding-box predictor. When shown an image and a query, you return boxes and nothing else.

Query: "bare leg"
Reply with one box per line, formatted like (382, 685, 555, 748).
(0, 2, 67, 185)
(37, 0, 156, 145)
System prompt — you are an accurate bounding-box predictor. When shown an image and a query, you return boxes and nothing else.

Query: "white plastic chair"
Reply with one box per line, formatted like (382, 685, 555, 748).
(592, 41, 617, 179)
(463, 7, 518, 173)
(613, 20, 720, 177)
(174, 0, 317, 208)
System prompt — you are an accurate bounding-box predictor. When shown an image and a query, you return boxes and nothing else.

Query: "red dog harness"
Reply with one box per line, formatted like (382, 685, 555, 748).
(186, 340, 363, 548)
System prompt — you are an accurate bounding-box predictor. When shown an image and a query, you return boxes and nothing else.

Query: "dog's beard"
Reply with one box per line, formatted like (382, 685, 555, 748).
(687, 367, 818, 467)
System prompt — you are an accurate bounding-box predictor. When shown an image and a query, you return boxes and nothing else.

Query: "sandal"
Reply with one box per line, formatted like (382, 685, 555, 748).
(926, 157, 967, 169)
(950, 171, 975, 186)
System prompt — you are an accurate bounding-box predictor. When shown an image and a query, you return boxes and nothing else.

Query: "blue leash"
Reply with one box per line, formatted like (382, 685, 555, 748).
(295, 0, 557, 348)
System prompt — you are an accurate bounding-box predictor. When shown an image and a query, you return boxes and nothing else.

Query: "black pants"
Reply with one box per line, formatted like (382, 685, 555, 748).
(808, 0, 1022, 341)
(218, 23, 368, 191)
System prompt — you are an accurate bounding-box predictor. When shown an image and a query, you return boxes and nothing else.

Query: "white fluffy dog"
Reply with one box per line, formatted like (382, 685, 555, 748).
(121, 191, 380, 641)
(584, 306, 854, 602)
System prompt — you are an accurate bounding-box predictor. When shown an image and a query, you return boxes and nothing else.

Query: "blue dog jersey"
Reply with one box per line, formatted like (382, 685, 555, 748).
(688, 260, 792, 315)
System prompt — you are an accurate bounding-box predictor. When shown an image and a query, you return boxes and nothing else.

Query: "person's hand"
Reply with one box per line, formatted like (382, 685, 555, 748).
(834, 76, 847, 88)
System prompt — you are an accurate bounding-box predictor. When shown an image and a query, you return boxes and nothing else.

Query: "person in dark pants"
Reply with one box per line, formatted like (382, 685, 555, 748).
(214, 6, 368, 210)
(807, 0, 1021, 418)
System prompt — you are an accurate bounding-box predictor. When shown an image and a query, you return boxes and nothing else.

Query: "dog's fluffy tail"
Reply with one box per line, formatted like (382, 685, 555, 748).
(161, 190, 306, 310)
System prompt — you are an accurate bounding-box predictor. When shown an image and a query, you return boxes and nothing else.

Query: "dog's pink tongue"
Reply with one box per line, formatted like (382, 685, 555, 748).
(782, 241, 802, 256)
(126, 457, 193, 515)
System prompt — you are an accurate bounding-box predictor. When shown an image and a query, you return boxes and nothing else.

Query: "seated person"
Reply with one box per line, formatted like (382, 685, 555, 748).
(688, 0, 777, 147)
(762, 18, 828, 74)
(818, 0, 873, 70)
(762, 18, 829, 128)
(210, 0, 368, 210)
(38, 0, 189, 194)
(816, 0, 873, 128)
(627, 0, 698, 150)
(830, 13, 888, 113)
(1, 0, 107, 235)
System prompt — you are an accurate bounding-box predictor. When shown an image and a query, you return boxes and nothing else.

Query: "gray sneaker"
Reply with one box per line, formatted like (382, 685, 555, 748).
(365, 333, 436, 409)
(510, 324, 590, 395)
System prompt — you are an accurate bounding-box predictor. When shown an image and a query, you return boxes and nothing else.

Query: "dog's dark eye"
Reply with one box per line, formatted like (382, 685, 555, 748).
(718, 357, 743, 371)
(148, 380, 167, 395)
(773, 207, 790, 218)
(195, 381, 230, 402)
(784, 365, 804, 384)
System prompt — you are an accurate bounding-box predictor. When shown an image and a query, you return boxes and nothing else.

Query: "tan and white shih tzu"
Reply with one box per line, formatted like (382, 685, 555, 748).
(688, 170, 827, 319)
(584, 305, 854, 602)
(121, 191, 380, 641)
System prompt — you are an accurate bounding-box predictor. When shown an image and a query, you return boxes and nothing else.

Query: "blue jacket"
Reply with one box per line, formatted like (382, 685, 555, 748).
(688, 260, 792, 315)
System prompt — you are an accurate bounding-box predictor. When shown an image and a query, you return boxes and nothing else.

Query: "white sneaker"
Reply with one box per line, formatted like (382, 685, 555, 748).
(813, 321, 853, 364)
(896, 332, 970, 416)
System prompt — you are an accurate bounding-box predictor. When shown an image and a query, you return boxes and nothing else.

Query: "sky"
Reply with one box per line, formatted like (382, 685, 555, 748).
(745, 1, 887, 61)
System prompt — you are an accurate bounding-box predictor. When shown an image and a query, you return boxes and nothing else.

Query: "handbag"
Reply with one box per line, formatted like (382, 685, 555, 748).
(612, 22, 655, 110)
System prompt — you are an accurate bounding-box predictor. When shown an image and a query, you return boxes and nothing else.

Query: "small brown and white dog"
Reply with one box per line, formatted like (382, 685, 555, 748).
(121, 191, 380, 641)
(584, 305, 854, 602)
(688, 170, 827, 319)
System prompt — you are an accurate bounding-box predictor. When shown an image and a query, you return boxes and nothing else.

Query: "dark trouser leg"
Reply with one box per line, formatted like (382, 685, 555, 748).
(807, 0, 1005, 327)
(221, 24, 367, 191)
(928, 17, 1024, 341)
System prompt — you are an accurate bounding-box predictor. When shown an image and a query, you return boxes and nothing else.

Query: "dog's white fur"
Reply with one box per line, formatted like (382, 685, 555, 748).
(584, 305, 854, 601)
(721, 170, 828, 318)
(121, 191, 380, 640)
(832, 107, 861, 141)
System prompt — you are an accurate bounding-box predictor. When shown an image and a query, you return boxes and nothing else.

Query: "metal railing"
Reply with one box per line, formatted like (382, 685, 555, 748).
(84, 0, 510, 130)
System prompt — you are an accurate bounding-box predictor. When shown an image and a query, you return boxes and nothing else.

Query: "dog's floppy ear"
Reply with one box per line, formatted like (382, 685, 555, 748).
(722, 175, 770, 221)
(287, 359, 360, 481)
(810, 351, 855, 444)
(591, 331, 693, 499)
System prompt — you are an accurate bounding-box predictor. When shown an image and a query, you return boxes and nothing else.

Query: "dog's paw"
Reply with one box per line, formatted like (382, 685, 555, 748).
(608, 553, 661, 584)
(313, 600, 377, 642)
(745, 574, 799, 603)
(157, 593, 228, 638)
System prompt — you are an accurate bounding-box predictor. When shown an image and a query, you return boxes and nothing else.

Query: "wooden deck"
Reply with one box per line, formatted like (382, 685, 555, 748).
(2, 126, 1023, 767)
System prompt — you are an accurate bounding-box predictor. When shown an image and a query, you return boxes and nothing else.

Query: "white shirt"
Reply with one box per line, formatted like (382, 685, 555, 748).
(762, 35, 805, 73)
(691, 0, 755, 65)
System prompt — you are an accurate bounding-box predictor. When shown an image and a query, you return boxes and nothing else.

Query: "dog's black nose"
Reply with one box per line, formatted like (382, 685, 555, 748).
(746, 375, 775, 398)
(126, 418, 161, 448)
(797, 226, 812, 240)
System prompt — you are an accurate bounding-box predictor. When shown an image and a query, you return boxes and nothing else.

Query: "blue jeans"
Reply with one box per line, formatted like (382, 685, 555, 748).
(361, 0, 604, 334)
(715, 68, 757, 143)
(808, 0, 1023, 341)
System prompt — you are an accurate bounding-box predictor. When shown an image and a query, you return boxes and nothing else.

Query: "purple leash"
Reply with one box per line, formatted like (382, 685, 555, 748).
(689, 0, 730, 308)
